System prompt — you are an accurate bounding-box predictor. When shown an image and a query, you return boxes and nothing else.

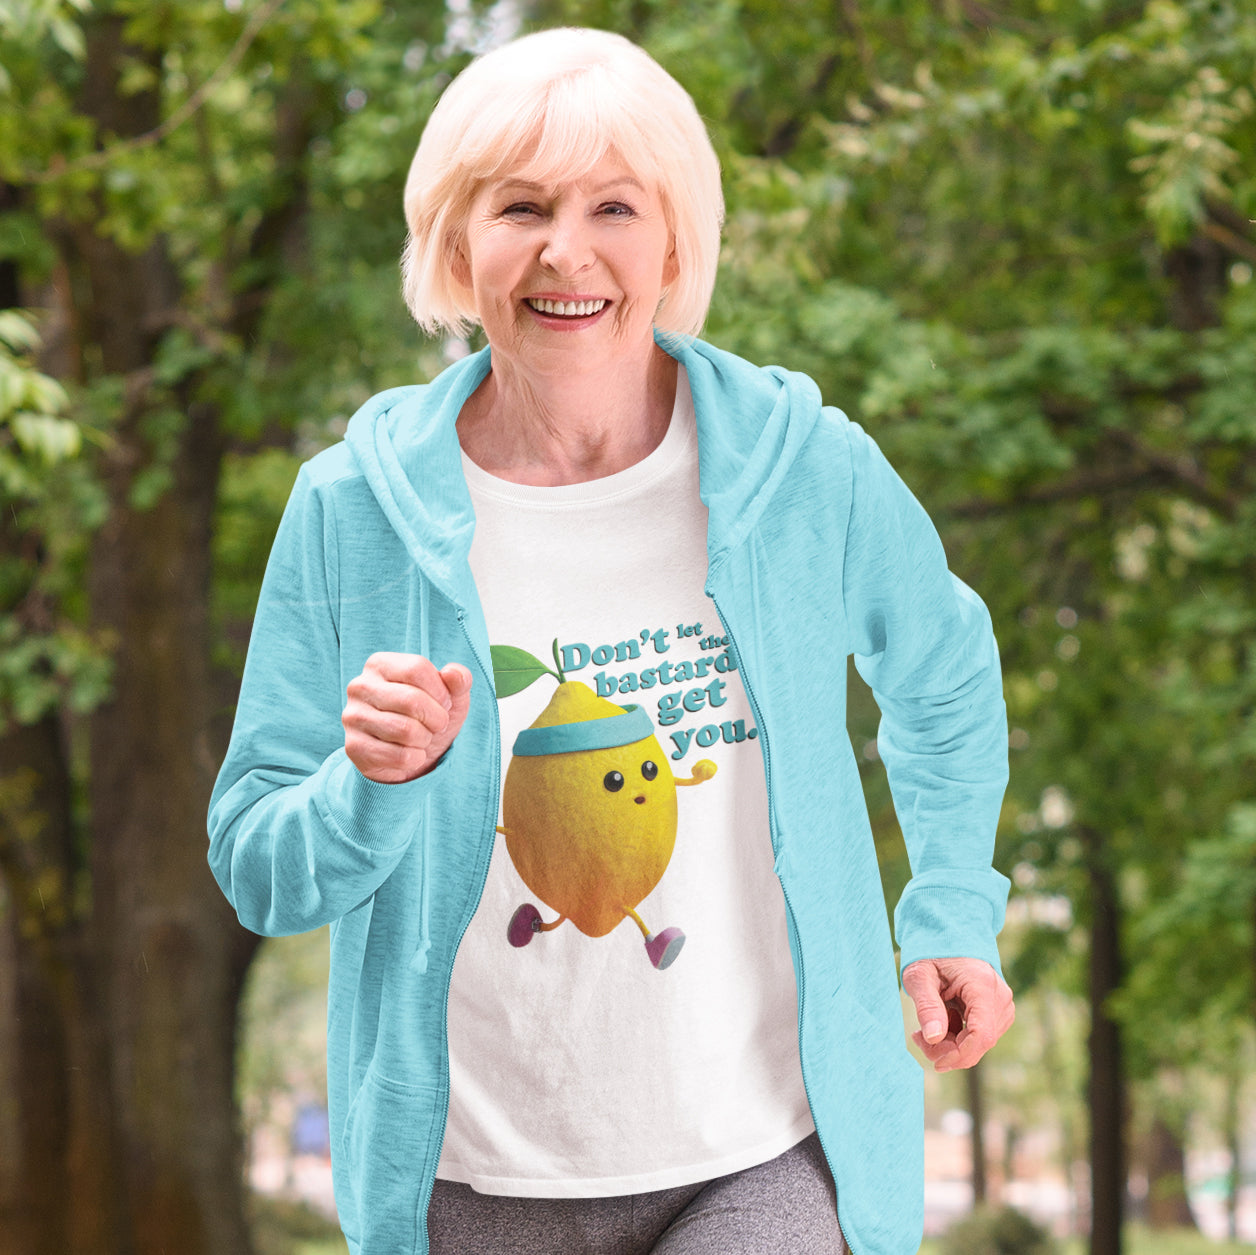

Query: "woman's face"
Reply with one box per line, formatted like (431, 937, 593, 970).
(455, 153, 678, 381)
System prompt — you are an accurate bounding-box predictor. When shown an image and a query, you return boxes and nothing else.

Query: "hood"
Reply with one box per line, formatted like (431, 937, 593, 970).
(345, 351, 492, 616)
(345, 335, 825, 606)
(666, 335, 824, 580)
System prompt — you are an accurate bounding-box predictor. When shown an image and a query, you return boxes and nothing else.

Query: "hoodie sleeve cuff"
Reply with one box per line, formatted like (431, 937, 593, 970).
(318, 749, 451, 854)
(894, 868, 1010, 980)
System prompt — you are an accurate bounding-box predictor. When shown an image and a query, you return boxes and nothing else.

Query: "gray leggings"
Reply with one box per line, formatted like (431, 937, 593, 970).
(426, 1132, 847, 1254)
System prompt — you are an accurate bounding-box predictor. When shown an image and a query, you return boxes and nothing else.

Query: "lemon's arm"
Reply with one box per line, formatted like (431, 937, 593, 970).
(675, 760, 717, 786)
(496, 824, 509, 836)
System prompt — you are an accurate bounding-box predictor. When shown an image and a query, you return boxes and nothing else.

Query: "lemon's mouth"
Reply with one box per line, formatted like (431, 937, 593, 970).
(633, 795, 646, 805)
(526, 298, 608, 318)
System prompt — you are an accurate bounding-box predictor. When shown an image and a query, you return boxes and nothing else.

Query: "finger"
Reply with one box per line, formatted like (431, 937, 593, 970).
(344, 683, 452, 738)
(902, 961, 949, 1045)
(365, 652, 452, 708)
(937, 992, 1016, 1072)
(440, 661, 474, 697)
(342, 729, 429, 783)
(438, 663, 474, 723)
(342, 702, 438, 750)
(911, 1029, 960, 1067)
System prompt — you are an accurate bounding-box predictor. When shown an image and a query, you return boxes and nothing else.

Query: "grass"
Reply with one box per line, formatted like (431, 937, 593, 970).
(1068, 1231, 1253, 1255)
(921, 1225, 1253, 1255)
(249, 1194, 349, 1255)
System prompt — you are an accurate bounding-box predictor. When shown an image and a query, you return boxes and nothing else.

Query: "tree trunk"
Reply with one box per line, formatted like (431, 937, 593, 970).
(0, 715, 128, 1255)
(86, 404, 257, 1255)
(1144, 1114, 1196, 1229)
(967, 1059, 987, 1205)
(1083, 824, 1125, 1255)
(0, 13, 262, 1253)
(1039, 988, 1085, 1236)
(1224, 1061, 1241, 1242)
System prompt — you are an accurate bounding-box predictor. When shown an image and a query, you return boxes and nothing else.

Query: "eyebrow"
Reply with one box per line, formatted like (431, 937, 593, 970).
(495, 176, 646, 195)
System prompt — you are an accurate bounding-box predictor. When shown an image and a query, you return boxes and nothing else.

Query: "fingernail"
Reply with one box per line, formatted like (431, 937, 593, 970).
(923, 1021, 945, 1042)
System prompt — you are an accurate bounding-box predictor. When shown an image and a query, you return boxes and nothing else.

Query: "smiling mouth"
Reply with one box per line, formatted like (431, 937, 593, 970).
(526, 298, 608, 317)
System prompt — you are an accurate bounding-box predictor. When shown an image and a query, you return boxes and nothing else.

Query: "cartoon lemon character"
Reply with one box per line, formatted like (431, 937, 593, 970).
(492, 641, 716, 970)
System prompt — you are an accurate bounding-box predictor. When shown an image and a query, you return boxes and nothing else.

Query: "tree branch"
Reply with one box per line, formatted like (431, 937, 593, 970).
(838, 0, 873, 76)
(25, 0, 287, 184)
(944, 465, 1160, 519)
(1106, 428, 1241, 519)
(1201, 219, 1256, 266)
(945, 435, 1243, 521)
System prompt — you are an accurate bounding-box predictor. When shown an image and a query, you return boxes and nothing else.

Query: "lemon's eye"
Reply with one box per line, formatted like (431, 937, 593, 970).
(603, 771, 625, 792)
(641, 761, 658, 781)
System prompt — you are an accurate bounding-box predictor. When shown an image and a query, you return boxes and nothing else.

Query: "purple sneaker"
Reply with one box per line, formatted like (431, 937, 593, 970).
(645, 927, 685, 970)
(508, 903, 542, 948)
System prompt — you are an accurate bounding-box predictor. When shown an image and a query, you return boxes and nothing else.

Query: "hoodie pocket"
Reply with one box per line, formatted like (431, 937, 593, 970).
(339, 1067, 443, 1254)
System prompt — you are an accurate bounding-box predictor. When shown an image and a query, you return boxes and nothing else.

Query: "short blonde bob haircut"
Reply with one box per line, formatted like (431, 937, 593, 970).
(401, 27, 724, 340)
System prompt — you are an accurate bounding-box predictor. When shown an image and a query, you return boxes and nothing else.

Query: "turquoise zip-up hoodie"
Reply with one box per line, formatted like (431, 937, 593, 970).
(209, 336, 1009, 1255)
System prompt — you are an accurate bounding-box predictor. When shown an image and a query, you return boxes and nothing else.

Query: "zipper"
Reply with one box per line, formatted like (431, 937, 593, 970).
(418, 607, 502, 1253)
(709, 589, 856, 1255)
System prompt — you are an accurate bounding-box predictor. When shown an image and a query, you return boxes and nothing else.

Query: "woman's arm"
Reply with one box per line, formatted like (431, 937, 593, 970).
(841, 420, 1014, 1063)
(207, 468, 446, 937)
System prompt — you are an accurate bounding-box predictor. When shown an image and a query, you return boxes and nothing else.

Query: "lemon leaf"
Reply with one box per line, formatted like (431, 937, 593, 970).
(490, 645, 557, 698)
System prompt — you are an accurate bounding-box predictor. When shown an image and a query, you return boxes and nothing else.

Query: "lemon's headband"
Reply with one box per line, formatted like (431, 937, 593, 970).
(512, 705, 653, 757)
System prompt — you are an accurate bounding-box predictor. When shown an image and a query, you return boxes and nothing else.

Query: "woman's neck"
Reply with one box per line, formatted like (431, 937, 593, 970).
(457, 345, 678, 486)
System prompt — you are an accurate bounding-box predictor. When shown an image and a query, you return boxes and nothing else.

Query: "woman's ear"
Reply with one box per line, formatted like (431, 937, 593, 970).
(448, 224, 474, 290)
(451, 242, 472, 290)
(663, 234, 680, 287)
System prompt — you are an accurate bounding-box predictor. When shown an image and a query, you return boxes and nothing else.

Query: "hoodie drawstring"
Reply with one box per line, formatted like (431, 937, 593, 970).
(409, 574, 434, 975)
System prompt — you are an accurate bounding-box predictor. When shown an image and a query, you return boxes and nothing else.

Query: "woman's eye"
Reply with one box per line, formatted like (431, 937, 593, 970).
(599, 201, 634, 217)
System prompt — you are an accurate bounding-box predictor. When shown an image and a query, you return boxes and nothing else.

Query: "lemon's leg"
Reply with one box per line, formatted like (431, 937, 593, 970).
(507, 904, 567, 948)
(623, 907, 685, 970)
(623, 906, 652, 938)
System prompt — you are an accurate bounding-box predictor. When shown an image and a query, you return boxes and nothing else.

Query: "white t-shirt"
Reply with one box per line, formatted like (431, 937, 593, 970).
(436, 370, 813, 1197)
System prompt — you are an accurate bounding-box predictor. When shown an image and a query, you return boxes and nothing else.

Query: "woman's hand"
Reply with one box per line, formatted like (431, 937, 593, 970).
(342, 653, 473, 783)
(901, 957, 1015, 1073)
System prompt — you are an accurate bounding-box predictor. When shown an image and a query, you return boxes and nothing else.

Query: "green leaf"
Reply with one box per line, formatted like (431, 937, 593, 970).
(127, 463, 174, 512)
(49, 15, 84, 61)
(0, 309, 40, 353)
(9, 411, 80, 461)
(0, 356, 23, 415)
(489, 645, 556, 698)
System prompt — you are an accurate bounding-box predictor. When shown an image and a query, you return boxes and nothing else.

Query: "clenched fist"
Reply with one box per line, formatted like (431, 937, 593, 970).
(902, 957, 1015, 1073)
(342, 652, 473, 783)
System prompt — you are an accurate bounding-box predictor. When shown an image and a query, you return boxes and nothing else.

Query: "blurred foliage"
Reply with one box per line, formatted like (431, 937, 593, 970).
(236, 929, 334, 1143)
(0, 307, 111, 724)
(940, 1204, 1058, 1255)
(924, 1226, 1255, 1255)
(248, 1192, 347, 1255)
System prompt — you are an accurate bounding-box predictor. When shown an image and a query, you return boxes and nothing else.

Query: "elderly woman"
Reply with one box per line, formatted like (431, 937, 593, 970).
(209, 26, 1014, 1255)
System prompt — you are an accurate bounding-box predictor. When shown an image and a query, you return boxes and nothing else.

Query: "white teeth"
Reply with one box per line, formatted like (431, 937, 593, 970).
(528, 298, 607, 317)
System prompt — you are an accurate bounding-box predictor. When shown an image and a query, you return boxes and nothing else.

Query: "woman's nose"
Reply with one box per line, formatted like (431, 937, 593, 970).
(539, 209, 594, 275)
